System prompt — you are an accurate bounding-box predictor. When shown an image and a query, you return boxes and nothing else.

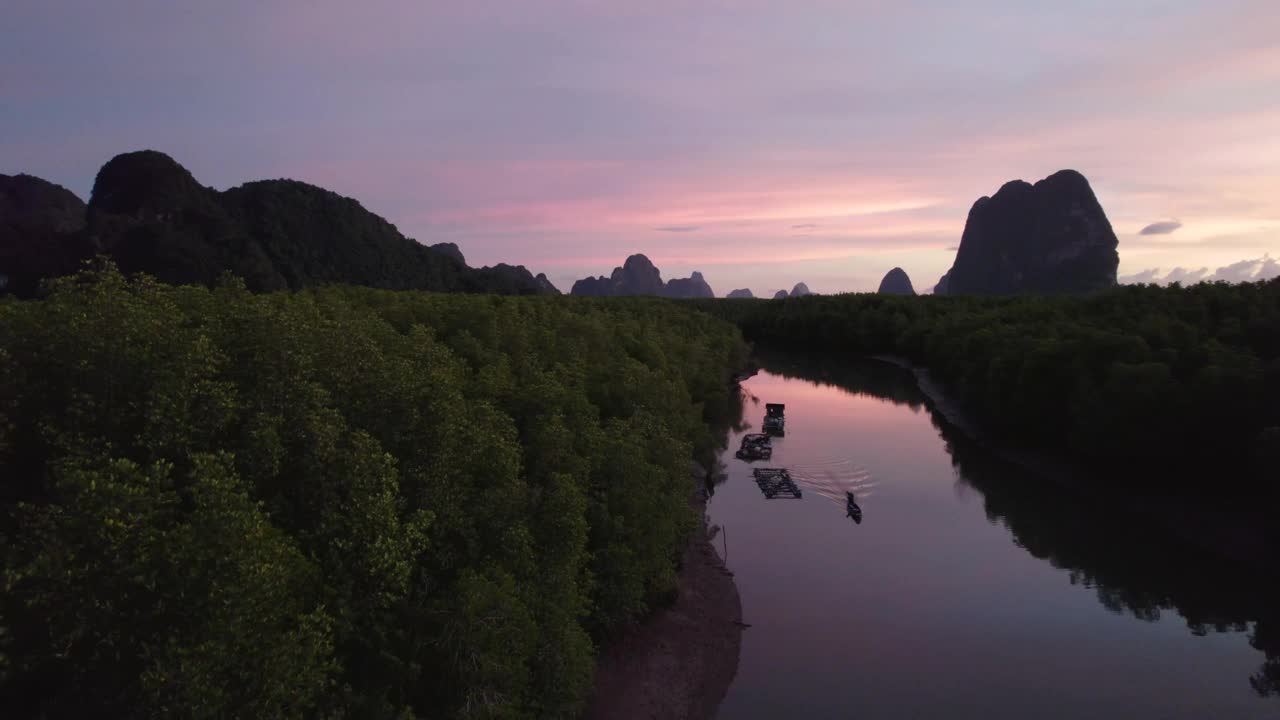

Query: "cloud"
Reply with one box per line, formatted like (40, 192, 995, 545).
(791, 223, 818, 230)
(945, 246, 959, 251)
(1262, 256, 1280, 278)
(1139, 220, 1183, 235)
(1119, 255, 1280, 285)
(1164, 266, 1209, 284)
(1118, 268, 1163, 284)
(655, 225, 700, 232)
(1211, 255, 1279, 283)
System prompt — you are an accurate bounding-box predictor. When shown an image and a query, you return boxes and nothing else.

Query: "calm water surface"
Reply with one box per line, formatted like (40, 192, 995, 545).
(707, 354, 1277, 719)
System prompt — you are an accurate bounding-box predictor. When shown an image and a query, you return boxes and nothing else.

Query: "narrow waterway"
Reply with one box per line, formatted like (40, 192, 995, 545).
(707, 353, 1277, 719)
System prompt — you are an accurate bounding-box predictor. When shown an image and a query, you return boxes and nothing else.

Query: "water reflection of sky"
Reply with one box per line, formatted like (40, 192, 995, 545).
(709, 366, 1272, 719)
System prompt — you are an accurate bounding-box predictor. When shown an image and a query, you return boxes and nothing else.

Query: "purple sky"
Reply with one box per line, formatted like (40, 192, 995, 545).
(4, 0, 1279, 294)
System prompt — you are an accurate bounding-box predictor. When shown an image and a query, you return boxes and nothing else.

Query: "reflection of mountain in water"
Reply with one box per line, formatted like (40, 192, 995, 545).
(752, 347, 929, 411)
(753, 347, 1280, 698)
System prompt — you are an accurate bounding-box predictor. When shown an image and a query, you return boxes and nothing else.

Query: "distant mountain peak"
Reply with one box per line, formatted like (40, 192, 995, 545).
(428, 242, 465, 265)
(878, 267, 916, 295)
(89, 150, 207, 219)
(1, 173, 90, 296)
(534, 272, 560, 294)
(569, 253, 714, 298)
(934, 169, 1118, 296)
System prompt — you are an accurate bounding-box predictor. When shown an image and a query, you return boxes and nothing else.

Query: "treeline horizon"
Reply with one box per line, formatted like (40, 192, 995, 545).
(696, 278, 1280, 496)
(0, 263, 748, 718)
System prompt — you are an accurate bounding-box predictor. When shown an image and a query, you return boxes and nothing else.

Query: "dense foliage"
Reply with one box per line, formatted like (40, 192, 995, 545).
(0, 264, 746, 718)
(698, 279, 1280, 492)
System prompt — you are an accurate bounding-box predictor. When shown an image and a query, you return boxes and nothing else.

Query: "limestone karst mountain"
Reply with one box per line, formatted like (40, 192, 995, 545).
(878, 267, 916, 295)
(933, 169, 1118, 295)
(1, 150, 557, 296)
(569, 254, 714, 298)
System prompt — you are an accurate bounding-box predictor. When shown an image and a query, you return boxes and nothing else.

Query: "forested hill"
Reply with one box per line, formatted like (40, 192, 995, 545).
(0, 264, 748, 718)
(0, 151, 557, 296)
(699, 280, 1280, 493)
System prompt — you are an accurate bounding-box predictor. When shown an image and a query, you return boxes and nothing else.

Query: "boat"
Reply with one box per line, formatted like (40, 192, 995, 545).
(846, 490, 863, 524)
(753, 467, 802, 499)
(735, 433, 773, 461)
(763, 403, 786, 435)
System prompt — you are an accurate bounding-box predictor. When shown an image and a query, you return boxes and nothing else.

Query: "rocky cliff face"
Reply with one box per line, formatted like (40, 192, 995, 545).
(726, 288, 754, 299)
(569, 275, 614, 296)
(663, 271, 715, 298)
(429, 242, 465, 265)
(534, 273, 559, 294)
(769, 282, 813, 300)
(0, 174, 89, 295)
(471, 263, 561, 295)
(613, 254, 665, 295)
(2, 150, 556, 296)
(87, 149, 209, 221)
(877, 267, 916, 295)
(934, 169, 1118, 295)
(933, 269, 952, 295)
(1, 174, 86, 235)
(569, 254, 714, 298)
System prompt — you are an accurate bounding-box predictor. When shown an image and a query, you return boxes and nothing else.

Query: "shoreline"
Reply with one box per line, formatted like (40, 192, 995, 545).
(868, 353, 1273, 572)
(585, 464, 743, 720)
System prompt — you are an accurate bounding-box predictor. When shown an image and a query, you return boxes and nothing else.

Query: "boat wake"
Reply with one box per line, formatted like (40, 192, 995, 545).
(787, 458, 878, 507)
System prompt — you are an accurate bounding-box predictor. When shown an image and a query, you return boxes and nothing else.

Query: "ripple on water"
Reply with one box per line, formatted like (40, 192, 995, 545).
(786, 458, 878, 505)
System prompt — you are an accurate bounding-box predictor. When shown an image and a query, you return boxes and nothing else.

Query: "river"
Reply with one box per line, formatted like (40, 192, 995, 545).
(706, 352, 1278, 719)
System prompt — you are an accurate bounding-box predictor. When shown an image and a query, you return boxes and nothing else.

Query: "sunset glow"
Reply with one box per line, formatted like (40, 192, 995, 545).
(4, 0, 1278, 293)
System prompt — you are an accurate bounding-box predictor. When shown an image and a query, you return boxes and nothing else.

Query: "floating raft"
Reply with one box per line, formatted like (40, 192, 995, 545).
(753, 467, 802, 499)
(735, 433, 773, 461)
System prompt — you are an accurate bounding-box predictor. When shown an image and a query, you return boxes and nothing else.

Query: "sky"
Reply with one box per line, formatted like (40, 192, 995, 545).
(3, 0, 1279, 295)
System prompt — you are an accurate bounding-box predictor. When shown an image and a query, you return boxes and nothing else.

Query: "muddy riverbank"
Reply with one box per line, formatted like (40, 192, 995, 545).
(586, 468, 743, 720)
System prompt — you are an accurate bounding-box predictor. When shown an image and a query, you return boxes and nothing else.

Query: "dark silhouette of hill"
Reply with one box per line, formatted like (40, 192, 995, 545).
(726, 288, 754, 299)
(877, 267, 916, 295)
(569, 254, 713, 298)
(770, 282, 812, 300)
(935, 169, 1118, 295)
(0, 174, 91, 296)
(665, 271, 715, 298)
(1, 150, 557, 296)
(428, 242, 465, 264)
